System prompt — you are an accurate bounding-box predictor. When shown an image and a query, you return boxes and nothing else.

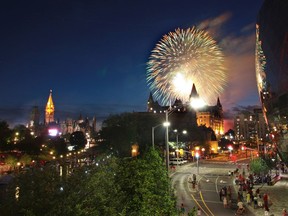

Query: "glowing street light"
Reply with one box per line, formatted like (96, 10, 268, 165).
(195, 151, 200, 174)
(174, 129, 187, 164)
(163, 84, 205, 171)
(164, 113, 171, 171)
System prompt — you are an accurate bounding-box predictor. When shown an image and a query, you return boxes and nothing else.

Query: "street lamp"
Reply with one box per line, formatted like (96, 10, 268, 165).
(174, 129, 187, 164)
(195, 151, 200, 174)
(163, 86, 205, 171)
(164, 110, 172, 171)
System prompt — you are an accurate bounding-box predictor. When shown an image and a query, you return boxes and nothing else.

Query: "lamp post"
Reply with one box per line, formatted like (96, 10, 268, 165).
(195, 152, 200, 174)
(164, 112, 170, 171)
(152, 124, 163, 149)
(163, 91, 205, 171)
(174, 129, 187, 164)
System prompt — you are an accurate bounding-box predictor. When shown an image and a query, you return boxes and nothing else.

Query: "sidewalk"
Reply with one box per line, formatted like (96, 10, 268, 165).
(233, 170, 288, 216)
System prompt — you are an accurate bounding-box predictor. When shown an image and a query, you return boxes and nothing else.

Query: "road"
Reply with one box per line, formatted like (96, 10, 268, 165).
(171, 159, 254, 215)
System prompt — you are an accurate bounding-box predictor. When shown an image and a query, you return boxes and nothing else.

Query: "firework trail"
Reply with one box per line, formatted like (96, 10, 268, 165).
(147, 27, 227, 105)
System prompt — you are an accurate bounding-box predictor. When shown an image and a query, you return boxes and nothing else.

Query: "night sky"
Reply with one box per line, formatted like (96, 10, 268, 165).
(0, 0, 263, 129)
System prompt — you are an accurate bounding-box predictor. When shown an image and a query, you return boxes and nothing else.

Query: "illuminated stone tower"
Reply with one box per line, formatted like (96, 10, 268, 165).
(45, 90, 55, 124)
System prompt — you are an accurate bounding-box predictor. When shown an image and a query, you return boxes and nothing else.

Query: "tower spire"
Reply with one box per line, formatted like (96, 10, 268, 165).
(217, 97, 222, 107)
(45, 89, 55, 124)
(189, 83, 199, 100)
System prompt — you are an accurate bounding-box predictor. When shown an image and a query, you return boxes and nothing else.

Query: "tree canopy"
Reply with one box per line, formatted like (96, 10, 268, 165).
(249, 157, 269, 175)
(69, 131, 87, 151)
(1, 149, 177, 216)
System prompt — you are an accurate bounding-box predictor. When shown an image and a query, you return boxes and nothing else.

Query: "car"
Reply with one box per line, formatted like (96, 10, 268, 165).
(169, 158, 183, 165)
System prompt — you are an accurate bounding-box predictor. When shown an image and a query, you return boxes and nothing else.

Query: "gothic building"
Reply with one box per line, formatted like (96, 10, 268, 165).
(28, 90, 97, 140)
(196, 97, 224, 136)
(147, 84, 224, 136)
(45, 90, 55, 125)
(59, 115, 97, 136)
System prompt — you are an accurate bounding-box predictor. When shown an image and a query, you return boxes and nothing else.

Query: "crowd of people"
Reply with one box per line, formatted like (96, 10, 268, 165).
(236, 173, 270, 209)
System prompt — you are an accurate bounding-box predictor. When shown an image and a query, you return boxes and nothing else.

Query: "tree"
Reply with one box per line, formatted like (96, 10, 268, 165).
(4, 155, 17, 171)
(0, 121, 12, 150)
(19, 154, 32, 167)
(69, 131, 87, 151)
(116, 149, 177, 215)
(13, 125, 31, 140)
(249, 158, 269, 175)
(99, 113, 164, 157)
(1, 150, 178, 216)
(1, 166, 63, 216)
(49, 137, 67, 156)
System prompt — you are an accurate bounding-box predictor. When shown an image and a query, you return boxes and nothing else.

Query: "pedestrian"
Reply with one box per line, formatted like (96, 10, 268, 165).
(219, 190, 223, 201)
(283, 208, 288, 216)
(237, 191, 242, 201)
(227, 185, 232, 199)
(237, 200, 244, 210)
(223, 186, 227, 196)
(197, 207, 202, 216)
(253, 195, 258, 209)
(263, 193, 269, 211)
(246, 192, 251, 205)
(256, 187, 260, 195)
(180, 203, 185, 215)
(223, 196, 228, 208)
(257, 194, 263, 208)
(236, 200, 245, 215)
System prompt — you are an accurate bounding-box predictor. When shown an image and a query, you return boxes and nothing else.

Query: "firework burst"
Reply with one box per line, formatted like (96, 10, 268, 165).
(147, 27, 227, 105)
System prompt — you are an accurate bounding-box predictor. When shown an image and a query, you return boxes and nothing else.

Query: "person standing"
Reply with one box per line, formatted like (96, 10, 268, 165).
(180, 203, 185, 216)
(253, 195, 258, 209)
(263, 193, 269, 211)
(257, 194, 263, 208)
(283, 208, 288, 216)
(246, 192, 251, 205)
(197, 207, 202, 216)
(223, 196, 228, 208)
(219, 189, 223, 201)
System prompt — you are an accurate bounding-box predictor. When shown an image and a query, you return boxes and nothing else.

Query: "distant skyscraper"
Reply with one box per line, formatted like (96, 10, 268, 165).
(45, 90, 55, 124)
(256, 0, 288, 156)
(234, 108, 267, 141)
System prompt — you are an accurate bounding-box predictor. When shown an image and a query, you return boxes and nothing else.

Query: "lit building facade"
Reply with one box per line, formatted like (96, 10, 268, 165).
(147, 84, 224, 136)
(45, 90, 55, 124)
(196, 97, 224, 136)
(256, 0, 288, 156)
(234, 108, 267, 142)
(28, 90, 97, 144)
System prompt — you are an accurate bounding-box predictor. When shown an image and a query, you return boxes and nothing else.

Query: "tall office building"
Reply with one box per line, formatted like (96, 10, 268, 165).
(256, 0, 288, 156)
(234, 108, 267, 142)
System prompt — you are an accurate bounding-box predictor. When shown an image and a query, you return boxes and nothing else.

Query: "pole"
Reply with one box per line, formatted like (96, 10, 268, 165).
(197, 156, 199, 174)
(176, 133, 179, 165)
(165, 111, 169, 171)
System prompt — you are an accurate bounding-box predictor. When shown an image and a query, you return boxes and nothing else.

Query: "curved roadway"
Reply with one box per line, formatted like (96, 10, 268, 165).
(171, 160, 254, 215)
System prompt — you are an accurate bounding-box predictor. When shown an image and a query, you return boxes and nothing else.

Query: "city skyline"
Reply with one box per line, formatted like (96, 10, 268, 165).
(0, 0, 263, 129)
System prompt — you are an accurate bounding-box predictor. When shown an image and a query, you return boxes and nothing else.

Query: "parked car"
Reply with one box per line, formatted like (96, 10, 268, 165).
(169, 158, 183, 165)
